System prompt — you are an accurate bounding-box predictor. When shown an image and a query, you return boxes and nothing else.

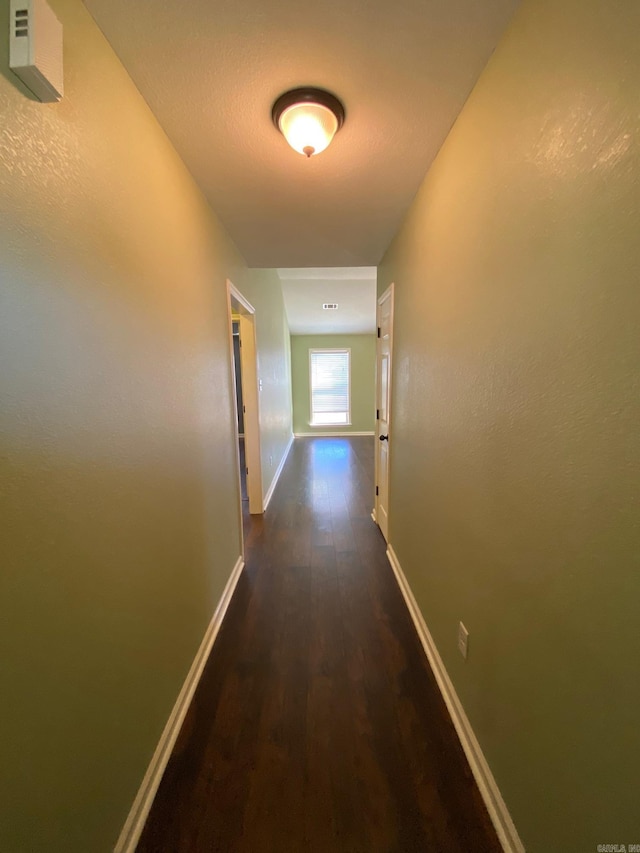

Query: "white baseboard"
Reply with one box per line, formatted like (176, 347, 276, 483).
(114, 555, 245, 853)
(294, 431, 375, 438)
(386, 545, 525, 853)
(263, 433, 294, 512)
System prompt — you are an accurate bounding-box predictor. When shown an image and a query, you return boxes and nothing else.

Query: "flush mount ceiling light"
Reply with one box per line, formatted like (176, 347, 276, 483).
(272, 87, 345, 158)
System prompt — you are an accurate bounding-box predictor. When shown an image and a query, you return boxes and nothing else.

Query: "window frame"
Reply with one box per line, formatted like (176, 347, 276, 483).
(308, 347, 352, 427)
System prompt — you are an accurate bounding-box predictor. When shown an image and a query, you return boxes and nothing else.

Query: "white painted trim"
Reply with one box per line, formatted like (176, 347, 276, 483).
(294, 431, 375, 437)
(114, 555, 245, 853)
(371, 509, 377, 523)
(386, 545, 525, 853)
(228, 282, 255, 315)
(263, 433, 294, 512)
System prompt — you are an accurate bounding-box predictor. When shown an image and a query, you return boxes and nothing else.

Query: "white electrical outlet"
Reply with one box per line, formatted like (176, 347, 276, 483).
(269, 454, 273, 467)
(458, 622, 469, 660)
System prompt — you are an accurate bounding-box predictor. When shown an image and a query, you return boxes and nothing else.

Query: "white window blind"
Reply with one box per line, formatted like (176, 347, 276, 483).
(309, 349, 351, 426)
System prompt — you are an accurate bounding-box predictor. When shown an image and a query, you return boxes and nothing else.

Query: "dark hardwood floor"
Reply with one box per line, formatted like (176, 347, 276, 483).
(137, 436, 500, 853)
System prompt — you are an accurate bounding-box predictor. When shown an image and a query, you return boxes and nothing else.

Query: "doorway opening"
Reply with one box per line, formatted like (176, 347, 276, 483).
(231, 321, 248, 503)
(227, 281, 263, 554)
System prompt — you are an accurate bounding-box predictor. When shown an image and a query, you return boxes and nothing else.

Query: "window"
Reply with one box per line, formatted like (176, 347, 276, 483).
(309, 348, 351, 426)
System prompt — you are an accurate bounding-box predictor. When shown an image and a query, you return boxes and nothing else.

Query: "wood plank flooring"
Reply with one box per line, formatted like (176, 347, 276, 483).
(137, 436, 500, 853)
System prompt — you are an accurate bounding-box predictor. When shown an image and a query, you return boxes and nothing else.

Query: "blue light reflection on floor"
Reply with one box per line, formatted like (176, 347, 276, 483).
(309, 438, 353, 508)
(310, 437, 350, 463)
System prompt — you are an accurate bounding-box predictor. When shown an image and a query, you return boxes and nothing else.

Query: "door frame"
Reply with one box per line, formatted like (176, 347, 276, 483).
(374, 282, 394, 539)
(227, 281, 263, 535)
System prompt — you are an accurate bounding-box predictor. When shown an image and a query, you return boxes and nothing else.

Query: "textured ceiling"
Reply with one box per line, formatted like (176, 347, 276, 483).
(84, 0, 519, 268)
(279, 268, 377, 335)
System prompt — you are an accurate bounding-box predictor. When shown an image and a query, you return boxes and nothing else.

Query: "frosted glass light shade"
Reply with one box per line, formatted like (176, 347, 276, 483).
(272, 88, 345, 158)
(278, 102, 339, 158)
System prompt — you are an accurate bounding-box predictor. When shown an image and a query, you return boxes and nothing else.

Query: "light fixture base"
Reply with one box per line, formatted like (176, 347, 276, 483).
(271, 87, 345, 132)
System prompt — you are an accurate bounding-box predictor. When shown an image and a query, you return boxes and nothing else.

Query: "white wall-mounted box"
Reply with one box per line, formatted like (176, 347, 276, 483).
(9, 0, 63, 103)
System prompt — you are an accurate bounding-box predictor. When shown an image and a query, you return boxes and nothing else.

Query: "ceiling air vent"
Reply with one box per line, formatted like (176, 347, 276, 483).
(322, 303, 338, 310)
(9, 0, 63, 103)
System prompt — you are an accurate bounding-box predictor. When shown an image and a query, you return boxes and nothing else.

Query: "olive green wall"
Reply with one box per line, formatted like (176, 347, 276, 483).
(290, 335, 375, 435)
(378, 1, 640, 850)
(0, 1, 289, 849)
(239, 272, 293, 493)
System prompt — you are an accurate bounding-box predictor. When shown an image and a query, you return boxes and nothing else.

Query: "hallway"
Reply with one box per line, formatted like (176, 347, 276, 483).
(138, 437, 500, 852)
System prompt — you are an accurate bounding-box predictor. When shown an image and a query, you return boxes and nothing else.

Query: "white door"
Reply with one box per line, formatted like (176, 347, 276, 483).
(375, 284, 393, 542)
(238, 312, 263, 515)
